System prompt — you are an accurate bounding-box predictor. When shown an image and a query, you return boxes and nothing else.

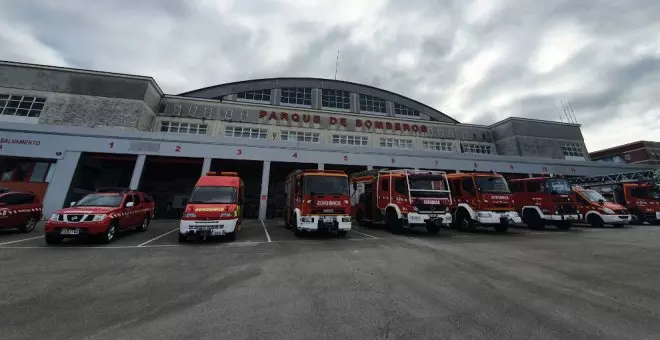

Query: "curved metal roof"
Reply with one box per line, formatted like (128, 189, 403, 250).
(179, 77, 460, 124)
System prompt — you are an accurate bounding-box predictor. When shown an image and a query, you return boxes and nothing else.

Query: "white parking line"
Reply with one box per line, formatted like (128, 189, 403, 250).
(0, 235, 43, 246)
(136, 228, 178, 247)
(350, 229, 379, 239)
(261, 220, 272, 242)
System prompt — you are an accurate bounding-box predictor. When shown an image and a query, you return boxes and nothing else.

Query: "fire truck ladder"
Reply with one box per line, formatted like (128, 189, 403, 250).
(567, 169, 660, 187)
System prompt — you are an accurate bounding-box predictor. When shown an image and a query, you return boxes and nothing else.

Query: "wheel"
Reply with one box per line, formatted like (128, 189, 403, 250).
(337, 230, 348, 238)
(178, 233, 187, 243)
(494, 224, 509, 232)
(136, 216, 150, 232)
(587, 214, 604, 228)
(556, 221, 572, 230)
(457, 211, 476, 232)
(426, 225, 440, 234)
(524, 210, 545, 230)
(20, 217, 38, 233)
(226, 232, 236, 242)
(45, 235, 61, 245)
(631, 213, 644, 225)
(386, 210, 405, 234)
(100, 223, 117, 244)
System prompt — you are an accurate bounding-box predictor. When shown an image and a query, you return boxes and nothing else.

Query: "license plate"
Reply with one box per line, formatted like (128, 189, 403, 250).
(61, 228, 79, 235)
(408, 215, 422, 222)
(323, 217, 334, 222)
(566, 216, 576, 220)
(656, 212, 660, 219)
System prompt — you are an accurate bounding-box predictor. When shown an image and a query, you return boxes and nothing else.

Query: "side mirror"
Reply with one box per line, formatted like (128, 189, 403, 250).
(598, 199, 605, 205)
(70, 201, 76, 207)
(126, 202, 135, 208)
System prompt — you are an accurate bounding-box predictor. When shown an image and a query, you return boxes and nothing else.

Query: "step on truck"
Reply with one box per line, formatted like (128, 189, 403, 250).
(446, 171, 521, 232)
(508, 176, 579, 230)
(568, 169, 660, 225)
(179, 171, 244, 242)
(351, 169, 453, 234)
(284, 169, 352, 237)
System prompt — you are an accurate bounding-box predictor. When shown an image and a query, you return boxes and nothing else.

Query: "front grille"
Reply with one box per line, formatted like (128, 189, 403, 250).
(65, 215, 85, 222)
(613, 209, 628, 214)
(414, 204, 447, 212)
(644, 213, 656, 220)
(310, 209, 346, 215)
(556, 204, 577, 214)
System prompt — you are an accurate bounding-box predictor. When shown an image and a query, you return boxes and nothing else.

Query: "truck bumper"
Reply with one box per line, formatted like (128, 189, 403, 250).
(298, 215, 352, 232)
(476, 211, 522, 225)
(406, 212, 452, 226)
(180, 218, 238, 236)
(601, 214, 631, 224)
(544, 214, 580, 222)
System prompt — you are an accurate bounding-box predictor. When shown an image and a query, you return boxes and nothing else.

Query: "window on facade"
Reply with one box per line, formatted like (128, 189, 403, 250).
(359, 94, 387, 113)
(0, 94, 46, 118)
(562, 143, 584, 157)
(331, 134, 368, 146)
(225, 126, 267, 139)
(394, 103, 420, 117)
(380, 138, 413, 149)
(160, 121, 208, 135)
(281, 130, 320, 143)
(461, 143, 493, 155)
(422, 140, 454, 152)
(0, 158, 52, 183)
(321, 89, 351, 110)
(236, 89, 271, 102)
(280, 87, 312, 106)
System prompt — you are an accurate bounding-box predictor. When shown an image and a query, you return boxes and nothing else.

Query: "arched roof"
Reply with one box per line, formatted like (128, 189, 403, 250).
(179, 77, 460, 124)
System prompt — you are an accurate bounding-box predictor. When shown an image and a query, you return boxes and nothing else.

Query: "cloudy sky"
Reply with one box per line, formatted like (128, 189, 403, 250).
(1, 0, 658, 152)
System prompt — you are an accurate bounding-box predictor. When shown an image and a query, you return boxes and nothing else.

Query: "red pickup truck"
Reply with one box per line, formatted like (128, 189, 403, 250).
(44, 188, 155, 244)
(0, 188, 43, 233)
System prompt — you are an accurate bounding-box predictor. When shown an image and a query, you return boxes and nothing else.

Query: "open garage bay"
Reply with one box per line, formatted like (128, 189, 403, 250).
(2, 222, 660, 339)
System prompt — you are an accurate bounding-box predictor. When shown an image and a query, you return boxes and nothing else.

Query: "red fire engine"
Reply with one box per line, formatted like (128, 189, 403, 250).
(350, 169, 452, 234)
(284, 169, 352, 237)
(508, 176, 579, 230)
(568, 169, 660, 225)
(446, 172, 521, 232)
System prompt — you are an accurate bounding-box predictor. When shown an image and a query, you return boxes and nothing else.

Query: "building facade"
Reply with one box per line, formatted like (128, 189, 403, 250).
(0, 61, 655, 219)
(590, 141, 660, 165)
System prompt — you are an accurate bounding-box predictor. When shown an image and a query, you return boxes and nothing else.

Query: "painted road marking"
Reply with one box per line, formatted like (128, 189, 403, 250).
(261, 220, 272, 242)
(0, 235, 43, 246)
(136, 228, 179, 247)
(350, 229, 379, 239)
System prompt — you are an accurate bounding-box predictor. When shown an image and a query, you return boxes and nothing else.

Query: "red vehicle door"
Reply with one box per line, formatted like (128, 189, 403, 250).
(377, 177, 391, 209)
(0, 193, 23, 228)
(119, 194, 136, 229)
(131, 193, 144, 225)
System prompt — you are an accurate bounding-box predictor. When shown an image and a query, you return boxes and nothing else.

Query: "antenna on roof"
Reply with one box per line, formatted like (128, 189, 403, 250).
(334, 49, 340, 80)
(556, 104, 564, 122)
(569, 102, 578, 124)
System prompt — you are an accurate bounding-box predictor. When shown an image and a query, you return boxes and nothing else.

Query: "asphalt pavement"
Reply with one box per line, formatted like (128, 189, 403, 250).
(1, 220, 660, 339)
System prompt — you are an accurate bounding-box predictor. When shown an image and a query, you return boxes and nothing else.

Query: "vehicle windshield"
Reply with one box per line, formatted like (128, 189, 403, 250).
(581, 190, 608, 202)
(546, 179, 572, 194)
(305, 175, 349, 196)
(409, 175, 449, 198)
(475, 176, 510, 194)
(189, 186, 237, 204)
(630, 186, 654, 199)
(75, 194, 123, 207)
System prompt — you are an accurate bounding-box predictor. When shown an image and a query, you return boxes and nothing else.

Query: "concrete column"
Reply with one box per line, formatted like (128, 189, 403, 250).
(351, 93, 360, 114)
(318, 163, 324, 170)
(367, 165, 373, 170)
(42, 151, 82, 216)
(528, 173, 533, 178)
(258, 161, 271, 221)
(311, 88, 321, 110)
(129, 155, 147, 190)
(201, 158, 212, 175)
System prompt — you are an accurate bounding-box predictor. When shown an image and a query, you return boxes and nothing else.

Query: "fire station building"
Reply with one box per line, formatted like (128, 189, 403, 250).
(0, 61, 654, 219)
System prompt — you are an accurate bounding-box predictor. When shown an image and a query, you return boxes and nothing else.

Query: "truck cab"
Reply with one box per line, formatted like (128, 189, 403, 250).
(446, 172, 521, 232)
(351, 169, 452, 234)
(573, 187, 631, 227)
(179, 172, 244, 242)
(509, 177, 579, 230)
(613, 183, 660, 225)
(284, 169, 351, 237)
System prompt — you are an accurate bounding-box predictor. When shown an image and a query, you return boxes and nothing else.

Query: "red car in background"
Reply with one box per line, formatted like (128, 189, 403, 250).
(0, 188, 42, 233)
(44, 188, 155, 244)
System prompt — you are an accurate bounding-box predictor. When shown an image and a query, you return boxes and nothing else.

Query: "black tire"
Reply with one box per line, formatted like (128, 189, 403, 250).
(494, 224, 509, 232)
(20, 217, 38, 233)
(337, 230, 348, 238)
(556, 221, 572, 230)
(45, 235, 61, 245)
(587, 214, 605, 228)
(457, 211, 476, 232)
(100, 223, 118, 244)
(386, 210, 405, 234)
(524, 209, 545, 230)
(136, 216, 150, 232)
(426, 225, 440, 234)
(178, 233, 187, 243)
(226, 232, 236, 242)
(630, 213, 644, 225)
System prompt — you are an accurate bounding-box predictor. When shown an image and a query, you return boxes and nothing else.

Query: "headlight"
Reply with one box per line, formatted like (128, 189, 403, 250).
(91, 214, 106, 222)
(50, 214, 60, 221)
(601, 208, 614, 214)
(301, 217, 314, 222)
(184, 212, 196, 218)
(342, 217, 351, 222)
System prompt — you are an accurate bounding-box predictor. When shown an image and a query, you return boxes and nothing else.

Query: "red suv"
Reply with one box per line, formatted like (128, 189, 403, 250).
(44, 188, 155, 244)
(0, 188, 42, 233)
